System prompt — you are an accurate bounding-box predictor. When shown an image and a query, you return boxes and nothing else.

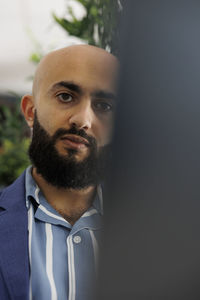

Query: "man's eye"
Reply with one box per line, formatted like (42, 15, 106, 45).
(57, 93, 73, 103)
(93, 101, 113, 112)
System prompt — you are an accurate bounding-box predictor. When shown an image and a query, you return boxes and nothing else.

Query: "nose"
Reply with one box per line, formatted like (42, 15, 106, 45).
(68, 101, 93, 130)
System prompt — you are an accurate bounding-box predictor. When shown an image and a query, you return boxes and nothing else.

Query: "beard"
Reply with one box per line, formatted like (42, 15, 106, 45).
(28, 112, 110, 189)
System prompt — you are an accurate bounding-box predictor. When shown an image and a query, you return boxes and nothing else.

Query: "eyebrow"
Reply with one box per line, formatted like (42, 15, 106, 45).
(92, 90, 116, 101)
(48, 80, 116, 100)
(49, 81, 83, 95)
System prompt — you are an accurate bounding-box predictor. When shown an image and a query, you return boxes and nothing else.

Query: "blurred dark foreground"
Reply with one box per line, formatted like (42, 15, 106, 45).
(97, 1, 200, 299)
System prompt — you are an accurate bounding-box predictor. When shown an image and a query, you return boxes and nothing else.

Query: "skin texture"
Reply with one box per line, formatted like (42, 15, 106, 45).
(21, 44, 118, 224)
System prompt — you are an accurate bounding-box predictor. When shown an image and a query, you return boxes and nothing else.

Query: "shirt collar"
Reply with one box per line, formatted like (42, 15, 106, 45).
(25, 166, 38, 209)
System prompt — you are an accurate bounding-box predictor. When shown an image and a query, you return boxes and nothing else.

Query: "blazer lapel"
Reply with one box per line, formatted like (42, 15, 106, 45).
(0, 172, 29, 300)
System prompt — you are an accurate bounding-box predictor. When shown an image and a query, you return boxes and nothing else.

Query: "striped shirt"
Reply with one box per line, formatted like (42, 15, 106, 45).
(25, 166, 103, 300)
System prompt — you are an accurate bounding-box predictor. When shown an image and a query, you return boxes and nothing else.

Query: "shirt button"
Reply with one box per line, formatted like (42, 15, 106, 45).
(73, 235, 81, 244)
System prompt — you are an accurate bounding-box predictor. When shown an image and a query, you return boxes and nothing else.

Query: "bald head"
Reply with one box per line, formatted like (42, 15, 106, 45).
(32, 45, 118, 99)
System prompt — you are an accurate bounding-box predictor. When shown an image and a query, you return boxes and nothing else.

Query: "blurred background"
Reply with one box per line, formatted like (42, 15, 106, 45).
(0, 0, 122, 188)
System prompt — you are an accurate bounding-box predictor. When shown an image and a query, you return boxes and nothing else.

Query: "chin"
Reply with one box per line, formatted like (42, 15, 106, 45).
(57, 146, 89, 162)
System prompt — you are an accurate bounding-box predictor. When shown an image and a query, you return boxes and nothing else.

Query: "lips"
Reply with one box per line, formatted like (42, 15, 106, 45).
(61, 134, 89, 145)
(60, 134, 89, 149)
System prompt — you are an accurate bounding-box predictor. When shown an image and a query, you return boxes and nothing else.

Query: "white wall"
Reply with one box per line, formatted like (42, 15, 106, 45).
(0, 0, 85, 94)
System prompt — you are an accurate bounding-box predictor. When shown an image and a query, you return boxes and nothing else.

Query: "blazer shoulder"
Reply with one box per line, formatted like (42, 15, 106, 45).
(0, 171, 26, 210)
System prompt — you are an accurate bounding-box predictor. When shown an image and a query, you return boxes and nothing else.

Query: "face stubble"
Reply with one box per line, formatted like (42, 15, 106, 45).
(28, 112, 110, 189)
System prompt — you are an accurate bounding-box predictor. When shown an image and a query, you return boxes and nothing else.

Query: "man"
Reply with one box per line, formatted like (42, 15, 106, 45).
(0, 45, 118, 300)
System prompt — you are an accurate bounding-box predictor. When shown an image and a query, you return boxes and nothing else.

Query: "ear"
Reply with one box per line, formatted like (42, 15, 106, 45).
(21, 94, 35, 128)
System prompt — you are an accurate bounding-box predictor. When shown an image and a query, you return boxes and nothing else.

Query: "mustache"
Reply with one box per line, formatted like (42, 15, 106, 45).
(51, 126, 97, 148)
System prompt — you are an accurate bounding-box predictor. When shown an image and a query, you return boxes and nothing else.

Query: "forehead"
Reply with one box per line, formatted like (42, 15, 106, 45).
(35, 48, 118, 97)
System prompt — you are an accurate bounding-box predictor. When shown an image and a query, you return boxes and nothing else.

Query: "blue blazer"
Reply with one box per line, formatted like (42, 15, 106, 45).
(0, 172, 29, 300)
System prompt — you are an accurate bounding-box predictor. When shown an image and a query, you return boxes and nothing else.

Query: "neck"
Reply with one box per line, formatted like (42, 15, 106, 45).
(32, 167, 96, 225)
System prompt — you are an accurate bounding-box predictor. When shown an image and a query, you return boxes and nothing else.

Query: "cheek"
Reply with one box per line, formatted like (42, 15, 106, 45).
(35, 99, 59, 130)
(97, 118, 114, 146)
